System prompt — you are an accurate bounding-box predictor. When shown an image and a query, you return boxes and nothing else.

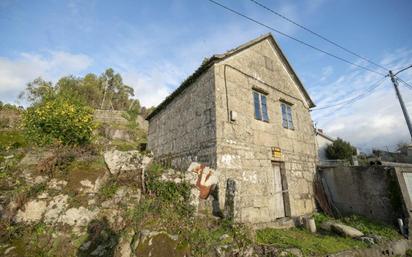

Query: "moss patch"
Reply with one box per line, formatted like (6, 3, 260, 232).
(256, 227, 367, 256)
(135, 232, 190, 257)
(110, 139, 138, 151)
(62, 156, 107, 193)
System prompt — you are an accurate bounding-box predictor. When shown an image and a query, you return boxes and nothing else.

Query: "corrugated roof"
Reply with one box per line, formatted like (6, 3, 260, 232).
(146, 33, 315, 120)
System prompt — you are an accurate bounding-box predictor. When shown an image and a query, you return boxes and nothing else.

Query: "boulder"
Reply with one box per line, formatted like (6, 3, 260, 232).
(47, 178, 68, 190)
(15, 200, 47, 223)
(330, 223, 364, 238)
(319, 221, 333, 231)
(134, 230, 189, 257)
(114, 228, 135, 257)
(44, 194, 69, 224)
(19, 150, 53, 166)
(187, 162, 220, 198)
(104, 150, 151, 175)
(58, 206, 98, 227)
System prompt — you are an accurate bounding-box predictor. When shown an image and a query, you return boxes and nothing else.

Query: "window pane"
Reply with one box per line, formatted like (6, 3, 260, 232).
(253, 91, 262, 120)
(281, 103, 293, 129)
(281, 103, 286, 115)
(261, 94, 269, 121)
(287, 106, 293, 128)
(282, 118, 288, 128)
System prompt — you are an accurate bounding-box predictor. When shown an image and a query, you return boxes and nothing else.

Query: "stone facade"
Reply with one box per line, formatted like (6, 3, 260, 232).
(147, 68, 217, 169)
(147, 34, 317, 226)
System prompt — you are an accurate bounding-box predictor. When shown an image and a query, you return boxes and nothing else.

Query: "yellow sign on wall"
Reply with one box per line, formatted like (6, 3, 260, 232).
(272, 147, 282, 159)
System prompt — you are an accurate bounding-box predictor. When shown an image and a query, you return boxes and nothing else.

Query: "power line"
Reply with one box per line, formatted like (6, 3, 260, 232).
(311, 77, 387, 111)
(397, 77, 412, 90)
(206, 0, 386, 76)
(248, 0, 388, 73)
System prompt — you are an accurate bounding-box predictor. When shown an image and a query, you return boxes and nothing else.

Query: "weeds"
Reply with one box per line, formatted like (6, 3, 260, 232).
(99, 179, 119, 199)
(341, 215, 401, 240)
(314, 212, 402, 240)
(256, 227, 366, 256)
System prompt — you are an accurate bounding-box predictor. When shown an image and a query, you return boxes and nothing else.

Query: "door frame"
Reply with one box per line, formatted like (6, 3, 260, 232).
(272, 161, 291, 217)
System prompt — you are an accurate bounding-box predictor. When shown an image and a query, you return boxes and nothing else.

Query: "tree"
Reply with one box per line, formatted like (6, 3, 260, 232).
(326, 138, 356, 160)
(20, 68, 140, 112)
(18, 77, 55, 104)
(22, 95, 95, 146)
(99, 68, 135, 110)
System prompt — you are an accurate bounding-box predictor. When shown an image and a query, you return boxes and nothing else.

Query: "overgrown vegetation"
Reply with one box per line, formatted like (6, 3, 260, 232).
(0, 130, 27, 152)
(326, 137, 357, 160)
(22, 95, 95, 146)
(254, 213, 402, 256)
(256, 227, 366, 256)
(314, 213, 402, 240)
(124, 162, 253, 257)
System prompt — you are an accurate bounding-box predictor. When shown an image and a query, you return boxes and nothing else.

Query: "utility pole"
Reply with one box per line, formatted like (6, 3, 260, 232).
(389, 69, 412, 141)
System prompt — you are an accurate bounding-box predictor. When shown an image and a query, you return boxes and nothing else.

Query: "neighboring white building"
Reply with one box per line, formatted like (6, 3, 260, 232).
(315, 129, 335, 161)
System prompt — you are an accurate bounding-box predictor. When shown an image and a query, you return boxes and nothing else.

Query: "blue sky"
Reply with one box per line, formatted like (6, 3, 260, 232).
(1, 0, 412, 151)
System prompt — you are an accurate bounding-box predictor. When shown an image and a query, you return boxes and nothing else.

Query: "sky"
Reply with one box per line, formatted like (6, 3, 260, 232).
(0, 0, 411, 152)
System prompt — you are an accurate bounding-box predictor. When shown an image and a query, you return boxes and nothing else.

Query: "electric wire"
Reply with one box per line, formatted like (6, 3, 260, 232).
(397, 77, 412, 90)
(248, 0, 389, 73)
(311, 77, 387, 111)
(206, 0, 386, 76)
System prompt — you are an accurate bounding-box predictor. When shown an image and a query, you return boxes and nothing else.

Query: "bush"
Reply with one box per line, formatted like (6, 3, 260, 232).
(326, 138, 356, 160)
(22, 95, 95, 146)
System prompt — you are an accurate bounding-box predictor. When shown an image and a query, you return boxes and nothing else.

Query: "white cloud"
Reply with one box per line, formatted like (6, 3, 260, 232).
(121, 62, 185, 108)
(313, 48, 412, 152)
(0, 51, 92, 104)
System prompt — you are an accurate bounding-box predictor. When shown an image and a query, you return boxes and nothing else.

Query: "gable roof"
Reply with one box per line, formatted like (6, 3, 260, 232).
(146, 33, 315, 120)
(316, 129, 335, 142)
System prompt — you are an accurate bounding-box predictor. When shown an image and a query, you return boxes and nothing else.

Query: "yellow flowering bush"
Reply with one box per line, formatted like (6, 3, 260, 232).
(22, 96, 95, 145)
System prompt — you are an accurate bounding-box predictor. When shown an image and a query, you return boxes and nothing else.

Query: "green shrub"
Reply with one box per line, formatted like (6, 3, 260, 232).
(0, 130, 27, 151)
(326, 138, 356, 160)
(99, 180, 119, 199)
(22, 95, 95, 146)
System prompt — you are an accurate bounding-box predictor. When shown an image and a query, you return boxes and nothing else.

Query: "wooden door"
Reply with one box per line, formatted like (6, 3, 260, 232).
(272, 163, 285, 218)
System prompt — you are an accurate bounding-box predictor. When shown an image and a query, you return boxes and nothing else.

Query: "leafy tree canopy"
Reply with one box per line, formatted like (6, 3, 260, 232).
(326, 138, 357, 160)
(19, 68, 142, 113)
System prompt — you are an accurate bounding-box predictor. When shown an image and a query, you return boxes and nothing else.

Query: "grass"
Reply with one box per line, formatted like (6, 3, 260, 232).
(63, 156, 107, 193)
(256, 227, 367, 256)
(314, 213, 402, 240)
(255, 213, 403, 256)
(111, 139, 138, 151)
(0, 130, 27, 151)
(99, 179, 119, 199)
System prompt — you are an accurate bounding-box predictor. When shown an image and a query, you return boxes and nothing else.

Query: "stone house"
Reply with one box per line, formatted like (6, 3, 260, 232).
(315, 128, 335, 162)
(146, 34, 317, 226)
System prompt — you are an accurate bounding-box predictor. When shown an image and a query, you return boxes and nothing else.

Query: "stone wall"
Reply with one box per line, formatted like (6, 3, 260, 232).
(213, 38, 317, 224)
(147, 68, 217, 169)
(94, 110, 129, 125)
(317, 165, 406, 224)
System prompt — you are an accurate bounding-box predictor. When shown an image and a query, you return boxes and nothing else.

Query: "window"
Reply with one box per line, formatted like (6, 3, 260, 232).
(253, 91, 269, 122)
(281, 102, 294, 129)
